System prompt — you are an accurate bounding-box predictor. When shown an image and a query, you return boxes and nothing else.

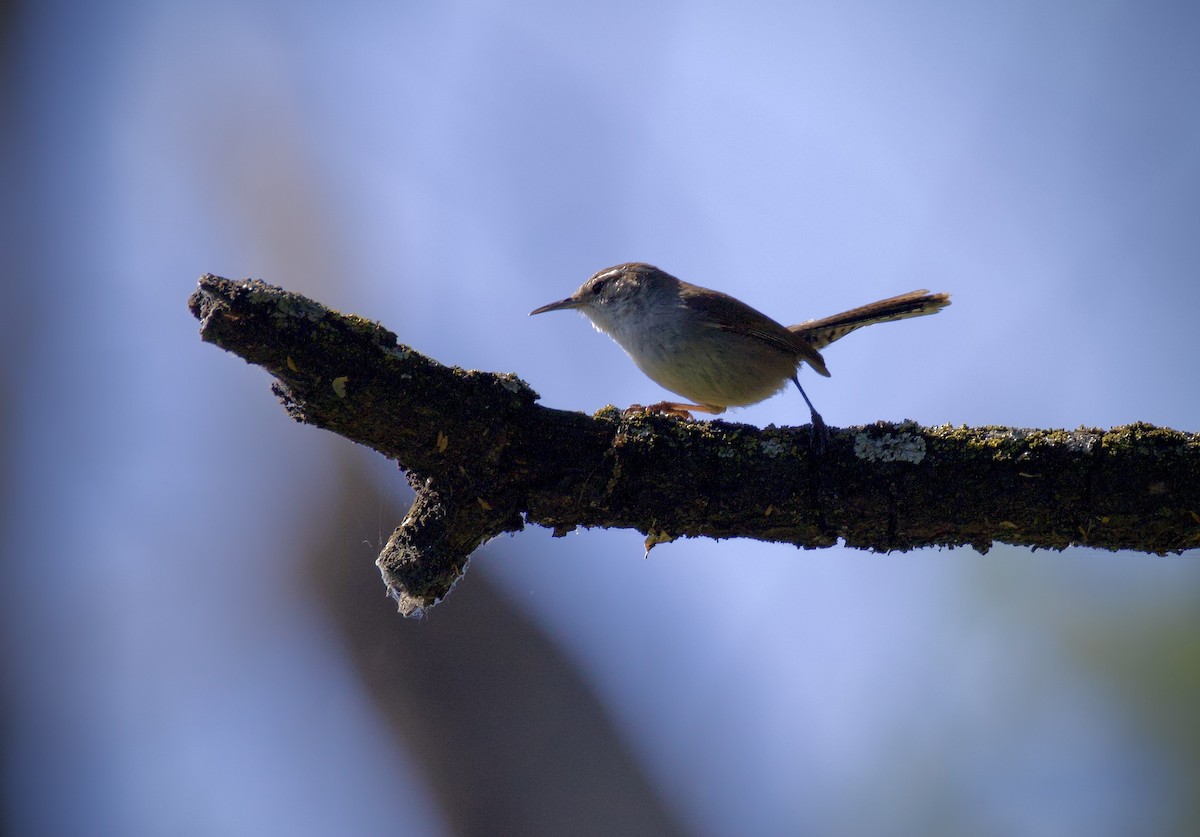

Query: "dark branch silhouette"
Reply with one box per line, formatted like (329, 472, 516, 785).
(188, 275, 1200, 616)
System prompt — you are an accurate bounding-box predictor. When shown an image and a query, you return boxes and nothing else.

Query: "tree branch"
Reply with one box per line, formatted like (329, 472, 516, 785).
(189, 276, 1200, 616)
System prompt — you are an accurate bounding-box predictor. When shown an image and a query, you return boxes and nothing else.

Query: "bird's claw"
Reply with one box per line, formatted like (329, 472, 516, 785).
(624, 402, 696, 420)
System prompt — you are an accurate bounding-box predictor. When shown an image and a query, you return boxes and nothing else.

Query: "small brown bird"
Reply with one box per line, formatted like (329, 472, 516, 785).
(531, 262, 950, 429)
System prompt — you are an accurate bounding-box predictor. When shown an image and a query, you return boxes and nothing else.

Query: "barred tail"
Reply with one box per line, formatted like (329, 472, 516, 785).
(790, 290, 951, 351)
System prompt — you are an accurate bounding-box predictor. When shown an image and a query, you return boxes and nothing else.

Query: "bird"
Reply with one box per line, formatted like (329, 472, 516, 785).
(530, 262, 950, 430)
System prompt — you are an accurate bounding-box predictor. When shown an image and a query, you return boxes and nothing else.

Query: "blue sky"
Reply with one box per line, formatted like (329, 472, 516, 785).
(4, 2, 1199, 834)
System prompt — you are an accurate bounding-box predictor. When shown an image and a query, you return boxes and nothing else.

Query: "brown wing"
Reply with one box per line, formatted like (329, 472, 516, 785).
(680, 282, 831, 377)
(790, 290, 951, 351)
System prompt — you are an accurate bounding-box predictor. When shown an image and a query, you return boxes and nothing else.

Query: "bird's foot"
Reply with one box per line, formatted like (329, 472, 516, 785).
(624, 402, 698, 420)
(809, 410, 829, 456)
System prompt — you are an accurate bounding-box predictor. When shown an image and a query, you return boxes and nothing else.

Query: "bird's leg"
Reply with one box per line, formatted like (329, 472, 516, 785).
(790, 374, 827, 453)
(624, 402, 725, 420)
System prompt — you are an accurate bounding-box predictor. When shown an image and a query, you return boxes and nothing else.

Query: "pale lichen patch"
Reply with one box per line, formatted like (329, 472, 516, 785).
(854, 431, 927, 464)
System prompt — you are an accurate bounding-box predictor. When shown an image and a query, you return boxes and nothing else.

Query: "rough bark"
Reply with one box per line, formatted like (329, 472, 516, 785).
(188, 275, 1200, 616)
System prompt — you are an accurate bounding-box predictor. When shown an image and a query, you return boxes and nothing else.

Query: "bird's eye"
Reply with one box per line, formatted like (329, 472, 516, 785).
(590, 280, 606, 295)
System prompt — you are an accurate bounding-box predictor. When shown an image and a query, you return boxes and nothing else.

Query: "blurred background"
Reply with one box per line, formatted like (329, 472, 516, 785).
(3, 1, 1199, 834)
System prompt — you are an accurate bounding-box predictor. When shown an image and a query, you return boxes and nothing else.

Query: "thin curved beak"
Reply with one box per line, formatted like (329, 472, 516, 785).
(529, 295, 584, 316)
